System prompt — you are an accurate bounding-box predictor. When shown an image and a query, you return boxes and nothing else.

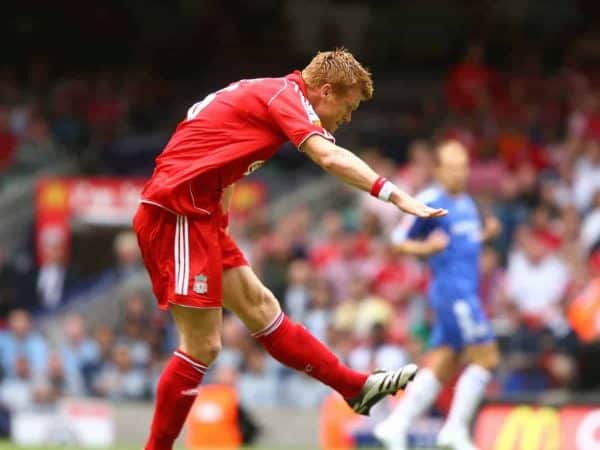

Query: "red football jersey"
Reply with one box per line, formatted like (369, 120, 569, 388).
(141, 71, 334, 216)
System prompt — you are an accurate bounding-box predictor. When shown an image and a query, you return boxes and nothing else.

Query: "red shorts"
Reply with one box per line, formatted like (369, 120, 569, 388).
(133, 202, 248, 309)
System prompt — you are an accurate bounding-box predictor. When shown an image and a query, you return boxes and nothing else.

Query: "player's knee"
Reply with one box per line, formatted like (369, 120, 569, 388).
(202, 339, 222, 364)
(485, 346, 501, 371)
(181, 333, 222, 365)
(475, 345, 500, 371)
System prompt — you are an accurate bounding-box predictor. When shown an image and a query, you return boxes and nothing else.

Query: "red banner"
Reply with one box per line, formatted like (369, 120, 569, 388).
(36, 177, 267, 265)
(36, 177, 146, 265)
(67, 178, 146, 225)
(474, 403, 600, 450)
(36, 178, 73, 266)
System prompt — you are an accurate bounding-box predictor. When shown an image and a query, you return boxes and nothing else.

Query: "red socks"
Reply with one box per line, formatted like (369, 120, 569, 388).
(254, 312, 368, 399)
(145, 313, 368, 449)
(145, 349, 207, 450)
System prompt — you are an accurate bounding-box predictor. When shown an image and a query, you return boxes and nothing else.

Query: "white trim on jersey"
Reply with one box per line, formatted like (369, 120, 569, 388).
(268, 79, 288, 106)
(188, 183, 212, 215)
(297, 131, 336, 151)
(174, 215, 190, 295)
(139, 199, 178, 216)
(290, 81, 320, 124)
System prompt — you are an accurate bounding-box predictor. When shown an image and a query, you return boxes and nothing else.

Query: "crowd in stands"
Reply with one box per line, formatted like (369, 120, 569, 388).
(0, 41, 600, 417)
(0, 64, 177, 180)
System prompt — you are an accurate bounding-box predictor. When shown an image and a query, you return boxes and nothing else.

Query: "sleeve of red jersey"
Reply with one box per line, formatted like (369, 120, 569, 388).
(267, 80, 335, 150)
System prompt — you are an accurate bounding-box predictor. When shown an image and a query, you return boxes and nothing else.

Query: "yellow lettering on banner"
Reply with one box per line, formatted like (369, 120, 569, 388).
(41, 181, 68, 210)
(494, 406, 560, 450)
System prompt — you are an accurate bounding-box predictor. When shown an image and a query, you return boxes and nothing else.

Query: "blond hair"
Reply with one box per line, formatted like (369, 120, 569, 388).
(302, 48, 373, 100)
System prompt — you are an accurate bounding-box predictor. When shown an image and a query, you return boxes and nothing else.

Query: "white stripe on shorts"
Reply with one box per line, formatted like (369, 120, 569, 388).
(183, 216, 189, 295)
(174, 215, 190, 295)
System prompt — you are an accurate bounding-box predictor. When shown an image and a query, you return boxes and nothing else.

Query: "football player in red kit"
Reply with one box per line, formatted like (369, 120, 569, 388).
(134, 48, 447, 450)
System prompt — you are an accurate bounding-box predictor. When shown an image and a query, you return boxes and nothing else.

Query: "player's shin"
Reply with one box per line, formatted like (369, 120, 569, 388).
(376, 368, 442, 436)
(253, 311, 368, 398)
(145, 350, 208, 450)
(444, 364, 492, 432)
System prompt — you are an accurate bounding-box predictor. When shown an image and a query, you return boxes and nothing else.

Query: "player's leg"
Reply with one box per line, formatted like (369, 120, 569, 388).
(437, 298, 497, 450)
(375, 336, 458, 450)
(438, 340, 499, 448)
(145, 305, 222, 450)
(134, 204, 225, 450)
(222, 265, 366, 396)
(222, 265, 416, 414)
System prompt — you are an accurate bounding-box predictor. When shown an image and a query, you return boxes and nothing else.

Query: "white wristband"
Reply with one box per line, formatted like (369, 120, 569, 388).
(378, 181, 396, 202)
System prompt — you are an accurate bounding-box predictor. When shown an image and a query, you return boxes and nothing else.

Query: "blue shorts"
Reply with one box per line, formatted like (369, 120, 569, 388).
(429, 295, 495, 351)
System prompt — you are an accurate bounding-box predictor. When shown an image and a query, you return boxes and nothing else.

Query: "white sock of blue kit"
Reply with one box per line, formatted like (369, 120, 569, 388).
(444, 364, 492, 432)
(388, 367, 442, 428)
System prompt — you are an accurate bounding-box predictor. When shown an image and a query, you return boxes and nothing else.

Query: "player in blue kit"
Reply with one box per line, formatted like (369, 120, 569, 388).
(374, 141, 501, 450)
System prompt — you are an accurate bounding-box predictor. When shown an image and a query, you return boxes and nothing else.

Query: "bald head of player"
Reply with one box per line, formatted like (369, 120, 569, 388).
(302, 48, 373, 133)
(435, 140, 470, 195)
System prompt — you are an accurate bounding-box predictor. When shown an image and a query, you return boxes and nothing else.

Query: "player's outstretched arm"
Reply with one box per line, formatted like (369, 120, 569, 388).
(301, 135, 447, 219)
(393, 230, 449, 256)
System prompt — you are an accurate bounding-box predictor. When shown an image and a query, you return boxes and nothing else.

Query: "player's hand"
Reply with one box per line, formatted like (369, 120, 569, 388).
(427, 230, 450, 253)
(483, 216, 502, 240)
(393, 192, 448, 218)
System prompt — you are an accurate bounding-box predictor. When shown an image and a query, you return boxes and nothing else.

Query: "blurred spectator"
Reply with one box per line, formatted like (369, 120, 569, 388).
(0, 310, 48, 377)
(479, 246, 505, 315)
(394, 140, 434, 195)
(0, 356, 36, 411)
(492, 176, 530, 261)
(12, 111, 63, 172)
(309, 209, 345, 269)
(504, 228, 571, 336)
(283, 258, 312, 322)
(92, 343, 148, 400)
(499, 319, 551, 394)
(371, 247, 424, 305)
(280, 371, 329, 408)
(17, 230, 77, 313)
(0, 105, 17, 172)
(58, 314, 100, 391)
(120, 291, 149, 324)
(320, 231, 367, 302)
(215, 313, 247, 371)
(118, 318, 151, 370)
(348, 323, 409, 373)
(111, 231, 142, 280)
(49, 81, 89, 150)
(303, 277, 334, 343)
(237, 345, 278, 407)
(529, 204, 562, 250)
(445, 42, 498, 113)
(573, 138, 600, 212)
(34, 352, 85, 403)
(580, 190, 600, 255)
(551, 159, 577, 208)
(334, 276, 392, 339)
(88, 324, 117, 377)
(0, 245, 16, 320)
